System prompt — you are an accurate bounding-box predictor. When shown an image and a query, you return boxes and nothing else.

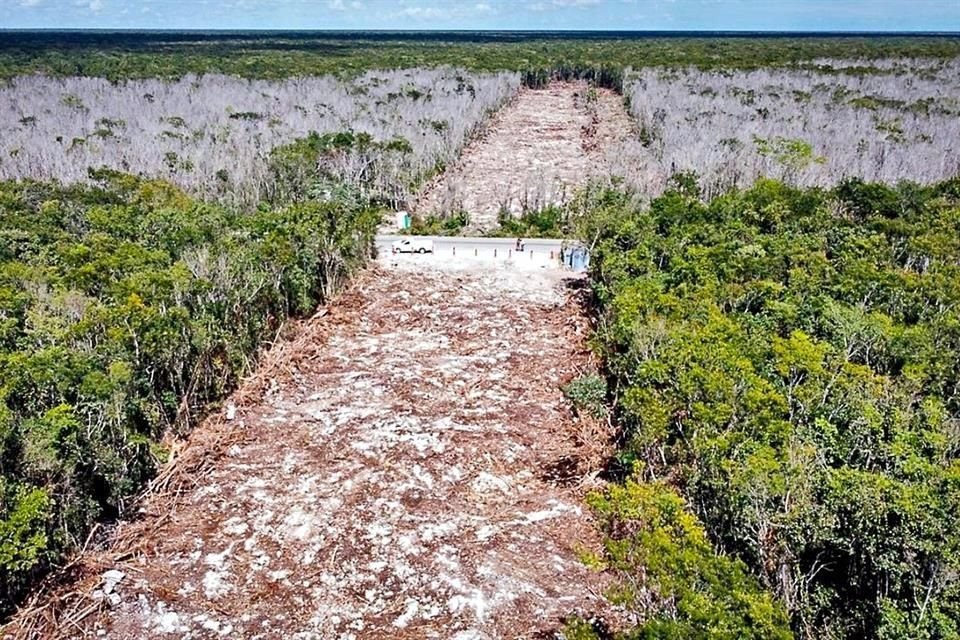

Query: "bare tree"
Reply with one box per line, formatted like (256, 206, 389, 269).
(0, 69, 520, 206)
(619, 59, 960, 196)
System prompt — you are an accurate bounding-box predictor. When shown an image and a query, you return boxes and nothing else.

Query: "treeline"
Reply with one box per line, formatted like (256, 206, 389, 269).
(0, 171, 377, 615)
(2, 32, 960, 80)
(578, 176, 960, 638)
(521, 65, 624, 91)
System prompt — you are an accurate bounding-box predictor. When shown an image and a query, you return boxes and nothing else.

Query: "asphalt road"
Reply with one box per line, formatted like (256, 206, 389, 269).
(375, 235, 565, 259)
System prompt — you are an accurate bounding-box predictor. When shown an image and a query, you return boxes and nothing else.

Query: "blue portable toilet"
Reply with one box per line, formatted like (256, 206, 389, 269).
(562, 241, 590, 272)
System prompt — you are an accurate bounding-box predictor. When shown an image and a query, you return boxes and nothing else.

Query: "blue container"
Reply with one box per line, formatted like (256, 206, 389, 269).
(561, 244, 590, 272)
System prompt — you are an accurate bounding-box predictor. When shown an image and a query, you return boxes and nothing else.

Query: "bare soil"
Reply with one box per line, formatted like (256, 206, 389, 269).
(7, 256, 617, 639)
(413, 82, 633, 229)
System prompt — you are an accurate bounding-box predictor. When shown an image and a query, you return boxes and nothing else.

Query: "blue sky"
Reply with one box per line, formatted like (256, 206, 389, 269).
(1, 0, 958, 31)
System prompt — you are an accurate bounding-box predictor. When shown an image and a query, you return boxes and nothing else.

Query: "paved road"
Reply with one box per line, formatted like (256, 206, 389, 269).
(375, 234, 564, 259)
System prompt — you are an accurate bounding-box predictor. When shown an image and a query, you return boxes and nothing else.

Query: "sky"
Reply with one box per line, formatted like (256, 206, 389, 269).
(1, 0, 958, 32)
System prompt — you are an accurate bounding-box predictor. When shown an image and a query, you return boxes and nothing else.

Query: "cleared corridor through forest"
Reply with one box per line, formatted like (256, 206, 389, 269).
(414, 81, 633, 228)
(36, 256, 614, 639)
(7, 81, 633, 640)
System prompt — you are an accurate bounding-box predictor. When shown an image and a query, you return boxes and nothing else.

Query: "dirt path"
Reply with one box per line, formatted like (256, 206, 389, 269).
(414, 82, 632, 229)
(24, 256, 614, 639)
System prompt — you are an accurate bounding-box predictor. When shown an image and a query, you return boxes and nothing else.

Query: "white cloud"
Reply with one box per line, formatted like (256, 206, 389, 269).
(527, 0, 599, 8)
(397, 5, 450, 19)
(327, 0, 345, 9)
(392, 1, 499, 20)
(73, 0, 104, 11)
(19, 0, 43, 7)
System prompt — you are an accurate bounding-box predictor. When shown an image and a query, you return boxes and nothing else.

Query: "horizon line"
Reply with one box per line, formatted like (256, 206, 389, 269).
(1, 28, 959, 37)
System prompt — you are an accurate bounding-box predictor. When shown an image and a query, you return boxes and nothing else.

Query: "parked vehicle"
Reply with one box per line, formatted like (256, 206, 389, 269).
(392, 238, 434, 254)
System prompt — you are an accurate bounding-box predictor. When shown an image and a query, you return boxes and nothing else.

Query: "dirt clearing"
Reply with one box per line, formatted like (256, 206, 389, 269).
(14, 255, 617, 639)
(413, 82, 633, 229)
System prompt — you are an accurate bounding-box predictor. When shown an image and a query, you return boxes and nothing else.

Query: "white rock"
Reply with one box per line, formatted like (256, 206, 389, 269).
(156, 611, 181, 633)
(203, 570, 231, 599)
(101, 569, 125, 595)
(393, 598, 419, 628)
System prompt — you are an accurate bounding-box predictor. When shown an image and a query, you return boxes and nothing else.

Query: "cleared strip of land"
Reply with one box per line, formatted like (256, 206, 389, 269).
(414, 81, 633, 229)
(21, 256, 613, 639)
(3, 79, 633, 640)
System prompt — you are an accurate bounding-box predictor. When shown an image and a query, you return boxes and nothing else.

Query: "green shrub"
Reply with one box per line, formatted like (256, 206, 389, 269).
(585, 178, 960, 638)
(0, 174, 377, 615)
(492, 205, 567, 238)
(579, 478, 793, 640)
(563, 373, 608, 419)
(407, 210, 470, 236)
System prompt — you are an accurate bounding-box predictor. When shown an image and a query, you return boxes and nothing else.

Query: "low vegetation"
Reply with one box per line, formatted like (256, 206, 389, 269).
(2, 30, 960, 637)
(404, 210, 472, 236)
(2, 32, 960, 81)
(0, 172, 377, 615)
(582, 177, 960, 638)
(489, 206, 568, 238)
(570, 478, 793, 639)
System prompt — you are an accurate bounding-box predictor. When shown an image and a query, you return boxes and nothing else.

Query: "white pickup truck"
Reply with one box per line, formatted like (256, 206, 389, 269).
(391, 238, 434, 254)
